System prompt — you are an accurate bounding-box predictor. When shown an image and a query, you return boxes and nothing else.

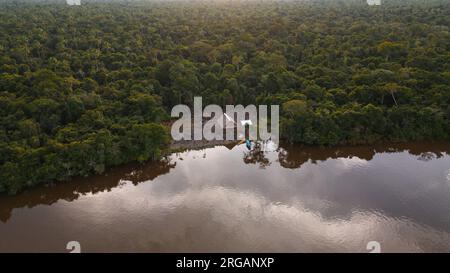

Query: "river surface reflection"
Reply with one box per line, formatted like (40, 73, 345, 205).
(1, 142, 450, 252)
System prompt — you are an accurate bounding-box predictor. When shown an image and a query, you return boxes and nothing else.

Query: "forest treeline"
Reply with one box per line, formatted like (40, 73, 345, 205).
(0, 0, 449, 194)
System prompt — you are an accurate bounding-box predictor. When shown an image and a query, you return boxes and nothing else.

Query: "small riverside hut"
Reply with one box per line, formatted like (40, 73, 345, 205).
(367, 0, 381, 6)
(214, 113, 237, 140)
(67, 0, 81, 6)
(213, 113, 237, 131)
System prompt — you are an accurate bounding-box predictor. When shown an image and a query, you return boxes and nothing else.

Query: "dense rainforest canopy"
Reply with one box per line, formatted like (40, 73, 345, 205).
(0, 0, 449, 194)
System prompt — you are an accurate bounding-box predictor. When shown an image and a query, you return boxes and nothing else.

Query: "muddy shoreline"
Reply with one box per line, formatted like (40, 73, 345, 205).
(169, 139, 243, 152)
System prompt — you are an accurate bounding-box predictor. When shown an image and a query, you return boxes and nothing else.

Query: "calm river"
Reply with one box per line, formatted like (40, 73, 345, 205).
(1, 142, 450, 252)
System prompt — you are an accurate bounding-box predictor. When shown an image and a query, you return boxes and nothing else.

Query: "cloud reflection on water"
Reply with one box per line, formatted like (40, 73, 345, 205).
(1, 142, 450, 252)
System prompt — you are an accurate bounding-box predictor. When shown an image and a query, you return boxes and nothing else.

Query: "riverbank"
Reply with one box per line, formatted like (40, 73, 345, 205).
(169, 139, 242, 152)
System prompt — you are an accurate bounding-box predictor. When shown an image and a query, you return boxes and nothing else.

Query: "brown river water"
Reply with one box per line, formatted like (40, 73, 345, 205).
(1, 141, 450, 252)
